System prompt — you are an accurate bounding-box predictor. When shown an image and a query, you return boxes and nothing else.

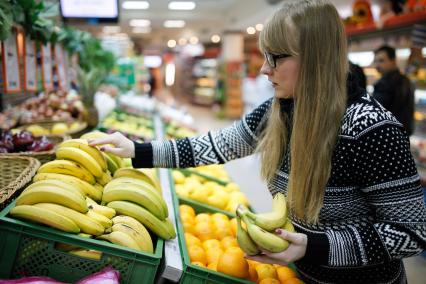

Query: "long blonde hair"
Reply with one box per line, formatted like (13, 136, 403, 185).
(257, 0, 348, 223)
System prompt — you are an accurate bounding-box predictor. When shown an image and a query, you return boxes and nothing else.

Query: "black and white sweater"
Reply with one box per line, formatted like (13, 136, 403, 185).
(133, 92, 426, 284)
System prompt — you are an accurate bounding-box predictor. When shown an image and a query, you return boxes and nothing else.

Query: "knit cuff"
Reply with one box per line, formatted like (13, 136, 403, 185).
(131, 142, 153, 168)
(303, 232, 330, 265)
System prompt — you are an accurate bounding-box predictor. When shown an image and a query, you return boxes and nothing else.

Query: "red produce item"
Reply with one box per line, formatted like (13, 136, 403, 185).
(27, 137, 54, 152)
(0, 276, 64, 284)
(13, 131, 34, 149)
(76, 266, 120, 284)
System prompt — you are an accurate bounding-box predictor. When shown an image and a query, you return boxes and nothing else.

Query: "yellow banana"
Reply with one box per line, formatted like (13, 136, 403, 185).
(236, 215, 260, 256)
(107, 201, 176, 240)
(97, 231, 141, 251)
(37, 160, 96, 185)
(282, 219, 295, 232)
(56, 147, 103, 178)
(86, 197, 116, 219)
(96, 171, 112, 186)
(107, 153, 124, 169)
(55, 233, 92, 252)
(113, 168, 161, 193)
(16, 186, 88, 213)
(59, 139, 107, 172)
(102, 184, 167, 220)
(80, 131, 108, 140)
(34, 203, 104, 236)
(23, 179, 85, 199)
(103, 153, 119, 174)
(33, 173, 102, 202)
(245, 192, 287, 231)
(108, 223, 153, 253)
(86, 210, 113, 228)
(68, 249, 102, 260)
(112, 215, 153, 253)
(10, 205, 80, 233)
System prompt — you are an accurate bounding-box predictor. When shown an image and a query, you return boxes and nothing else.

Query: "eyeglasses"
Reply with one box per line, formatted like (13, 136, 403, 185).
(264, 52, 292, 68)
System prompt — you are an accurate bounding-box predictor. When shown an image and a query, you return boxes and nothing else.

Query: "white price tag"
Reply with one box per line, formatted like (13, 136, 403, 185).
(41, 43, 53, 90)
(1, 30, 21, 93)
(24, 36, 37, 92)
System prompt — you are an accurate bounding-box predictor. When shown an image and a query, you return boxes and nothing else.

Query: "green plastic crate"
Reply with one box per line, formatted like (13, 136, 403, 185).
(176, 168, 229, 186)
(0, 202, 164, 284)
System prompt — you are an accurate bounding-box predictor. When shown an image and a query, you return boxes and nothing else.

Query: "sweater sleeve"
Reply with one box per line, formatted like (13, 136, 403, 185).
(319, 124, 426, 267)
(132, 98, 273, 168)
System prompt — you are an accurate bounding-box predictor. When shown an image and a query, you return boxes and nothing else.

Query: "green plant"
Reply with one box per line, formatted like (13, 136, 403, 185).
(0, 0, 14, 41)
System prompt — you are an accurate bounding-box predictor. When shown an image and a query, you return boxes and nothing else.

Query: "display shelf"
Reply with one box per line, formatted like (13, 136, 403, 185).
(192, 58, 219, 106)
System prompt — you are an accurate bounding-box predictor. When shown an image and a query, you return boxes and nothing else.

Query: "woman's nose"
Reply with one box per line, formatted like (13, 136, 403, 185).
(260, 60, 272, 75)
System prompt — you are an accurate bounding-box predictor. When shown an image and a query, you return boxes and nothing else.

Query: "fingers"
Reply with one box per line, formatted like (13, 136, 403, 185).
(275, 229, 306, 245)
(245, 254, 288, 266)
(99, 146, 126, 157)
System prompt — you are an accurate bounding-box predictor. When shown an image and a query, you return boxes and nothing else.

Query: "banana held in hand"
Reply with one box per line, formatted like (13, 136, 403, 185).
(56, 147, 103, 178)
(245, 192, 287, 231)
(97, 231, 141, 251)
(37, 160, 96, 184)
(10, 205, 80, 233)
(236, 214, 260, 256)
(59, 139, 107, 172)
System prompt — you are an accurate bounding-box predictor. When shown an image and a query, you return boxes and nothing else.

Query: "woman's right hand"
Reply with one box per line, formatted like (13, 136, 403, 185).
(88, 132, 135, 158)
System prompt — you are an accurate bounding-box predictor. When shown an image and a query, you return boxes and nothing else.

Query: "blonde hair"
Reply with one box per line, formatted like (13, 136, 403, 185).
(257, 0, 348, 223)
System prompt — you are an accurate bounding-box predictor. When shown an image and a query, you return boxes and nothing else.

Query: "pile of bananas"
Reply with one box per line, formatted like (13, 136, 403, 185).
(236, 193, 295, 255)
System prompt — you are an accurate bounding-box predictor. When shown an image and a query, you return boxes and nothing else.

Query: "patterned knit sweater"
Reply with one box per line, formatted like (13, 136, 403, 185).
(132, 92, 426, 284)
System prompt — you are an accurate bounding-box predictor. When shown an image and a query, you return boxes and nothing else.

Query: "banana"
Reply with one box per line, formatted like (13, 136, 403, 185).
(102, 184, 167, 220)
(59, 139, 107, 172)
(113, 168, 161, 193)
(80, 131, 109, 140)
(94, 183, 104, 192)
(282, 219, 295, 232)
(164, 218, 177, 239)
(34, 203, 104, 236)
(107, 223, 153, 253)
(10, 205, 80, 233)
(16, 186, 88, 213)
(96, 171, 112, 186)
(56, 147, 103, 178)
(86, 197, 116, 219)
(86, 210, 113, 228)
(107, 201, 176, 240)
(107, 153, 124, 169)
(23, 179, 85, 198)
(104, 153, 119, 174)
(239, 206, 289, 253)
(38, 160, 96, 185)
(244, 192, 287, 231)
(112, 215, 153, 253)
(97, 231, 141, 251)
(33, 173, 102, 202)
(236, 215, 260, 256)
(68, 249, 102, 260)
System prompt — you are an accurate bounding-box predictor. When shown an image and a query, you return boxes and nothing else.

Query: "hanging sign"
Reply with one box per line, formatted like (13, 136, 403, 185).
(55, 44, 67, 90)
(24, 36, 37, 92)
(1, 30, 22, 93)
(41, 43, 53, 90)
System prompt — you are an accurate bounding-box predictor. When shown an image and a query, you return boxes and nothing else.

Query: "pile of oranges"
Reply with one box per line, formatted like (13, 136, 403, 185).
(179, 204, 304, 284)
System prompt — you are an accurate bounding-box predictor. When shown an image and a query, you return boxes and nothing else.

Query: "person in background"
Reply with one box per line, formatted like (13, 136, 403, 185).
(148, 68, 157, 97)
(349, 61, 367, 90)
(373, 45, 415, 135)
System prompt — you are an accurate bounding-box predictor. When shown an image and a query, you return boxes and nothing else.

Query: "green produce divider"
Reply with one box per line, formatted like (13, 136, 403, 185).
(177, 168, 229, 186)
(178, 196, 237, 218)
(0, 201, 164, 284)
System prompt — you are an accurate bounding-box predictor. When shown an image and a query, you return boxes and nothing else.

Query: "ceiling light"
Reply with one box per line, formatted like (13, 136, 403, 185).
(103, 26, 121, 33)
(247, 26, 256, 35)
(256, 24, 264, 31)
(164, 20, 186, 28)
(130, 19, 151, 27)
(122, 1, 150, 10)
(167, 39, 177, 48)
(211, 34, 221, 43)
(178, 38, 187, 45)
(132, 27, 151, 34)
(189, 36, 199, 45)
(168, 1, 196, 10)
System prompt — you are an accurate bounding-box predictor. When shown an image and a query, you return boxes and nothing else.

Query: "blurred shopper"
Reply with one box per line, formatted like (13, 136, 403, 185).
(373, 45, 415, 135)
(148, 68, 157, 97)
(91, 1, 426, 283)
(349, 61, 367, 90)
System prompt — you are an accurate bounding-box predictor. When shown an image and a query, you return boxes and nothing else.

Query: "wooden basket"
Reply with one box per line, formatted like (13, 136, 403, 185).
(0, 156, 40, 210)
(0, 136, 69, 165)
(17, 120, 88, 138)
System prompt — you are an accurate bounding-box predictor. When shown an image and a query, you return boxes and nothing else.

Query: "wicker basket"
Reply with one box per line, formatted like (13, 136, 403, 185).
(17, 120, 88, 138)
(0, 156, 40, 210)
(0, 136, 69, 165)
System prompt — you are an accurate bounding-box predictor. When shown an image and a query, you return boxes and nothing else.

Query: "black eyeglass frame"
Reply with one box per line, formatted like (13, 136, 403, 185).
(264, 52, 292, 68)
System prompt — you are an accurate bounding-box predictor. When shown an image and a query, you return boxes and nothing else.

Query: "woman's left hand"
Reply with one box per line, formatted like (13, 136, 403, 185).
(245, 229, 308, 266)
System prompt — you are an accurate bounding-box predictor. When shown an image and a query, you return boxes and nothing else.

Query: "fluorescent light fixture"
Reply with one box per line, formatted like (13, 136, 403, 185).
(103, 26, 121, 33)
(168, 1, 196, 10)
(247, 27, 256, 34)
(189, 36, 199, 45)
(167, 39, 177, 48)
(347, 51, 374, 67)
(165, 63, 176, 86)
(144, 55, 162, 68)
(211, 34, 220, 43)
(256, 24, 264, 31)
(122, 1, 149, 10)
(178, 38, 187, 45)
(132, 27, 151, 33)
(164, 20, 186, 28)
(130, 19, 151, 27)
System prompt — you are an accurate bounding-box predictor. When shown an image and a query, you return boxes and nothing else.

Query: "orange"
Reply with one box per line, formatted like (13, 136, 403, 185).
(248, 262, 258, 282)
(256, 264, 278, 281)
(202, 239, 222, 251)
(230, 218, 238, 236)
(212, 218, 230, 230)
(225, 246, 245, 256)
(195, 213, 211, 223)
(206, 248, 223, 264)
(191, 261, 206, 268)
(214, 226, 233, 240)
(207, 261, 218, 271)
(185, 233, 202, 247)
(188, 245, 207, 265)
(259, 278, 281, 284)
(194, 222, 216, 241)
(216, 248, 249, 279)
(211, 213, 229, 222)
(282, 278, 304, 284)
(179, 204, 195, 217)
(277, 266, 297, 283)
(183, 221, 196, 235)
(180, 212, 195, 224)
(221, 236, 238, 249)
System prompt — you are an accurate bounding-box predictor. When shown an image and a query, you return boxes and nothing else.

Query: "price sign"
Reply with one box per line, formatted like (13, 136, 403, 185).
(24, 36, 37, 92)
(1, 30, 22, 93)
(41, 43, 53, 90)
(55, 44, 67, 90)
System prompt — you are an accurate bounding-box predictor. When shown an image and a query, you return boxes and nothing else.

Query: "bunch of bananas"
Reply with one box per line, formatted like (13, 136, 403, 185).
(236, 193, 295, 255)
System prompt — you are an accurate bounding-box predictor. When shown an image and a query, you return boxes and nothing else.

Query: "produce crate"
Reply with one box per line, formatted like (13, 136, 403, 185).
(0, 202, 164, 284)
(177, 168, 229, 186)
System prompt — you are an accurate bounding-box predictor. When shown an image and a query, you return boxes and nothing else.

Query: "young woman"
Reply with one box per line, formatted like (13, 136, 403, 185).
(91, 0, 426, 283)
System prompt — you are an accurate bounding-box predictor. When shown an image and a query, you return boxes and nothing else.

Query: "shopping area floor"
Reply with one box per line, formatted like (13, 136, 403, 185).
(180, 100, 426, 284)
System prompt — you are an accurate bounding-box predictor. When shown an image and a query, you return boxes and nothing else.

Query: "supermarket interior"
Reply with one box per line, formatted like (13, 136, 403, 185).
(0, 0, 426, 283)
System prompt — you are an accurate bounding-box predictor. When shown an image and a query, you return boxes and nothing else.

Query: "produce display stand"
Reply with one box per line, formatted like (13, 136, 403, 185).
(177, 168, 229, 186)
